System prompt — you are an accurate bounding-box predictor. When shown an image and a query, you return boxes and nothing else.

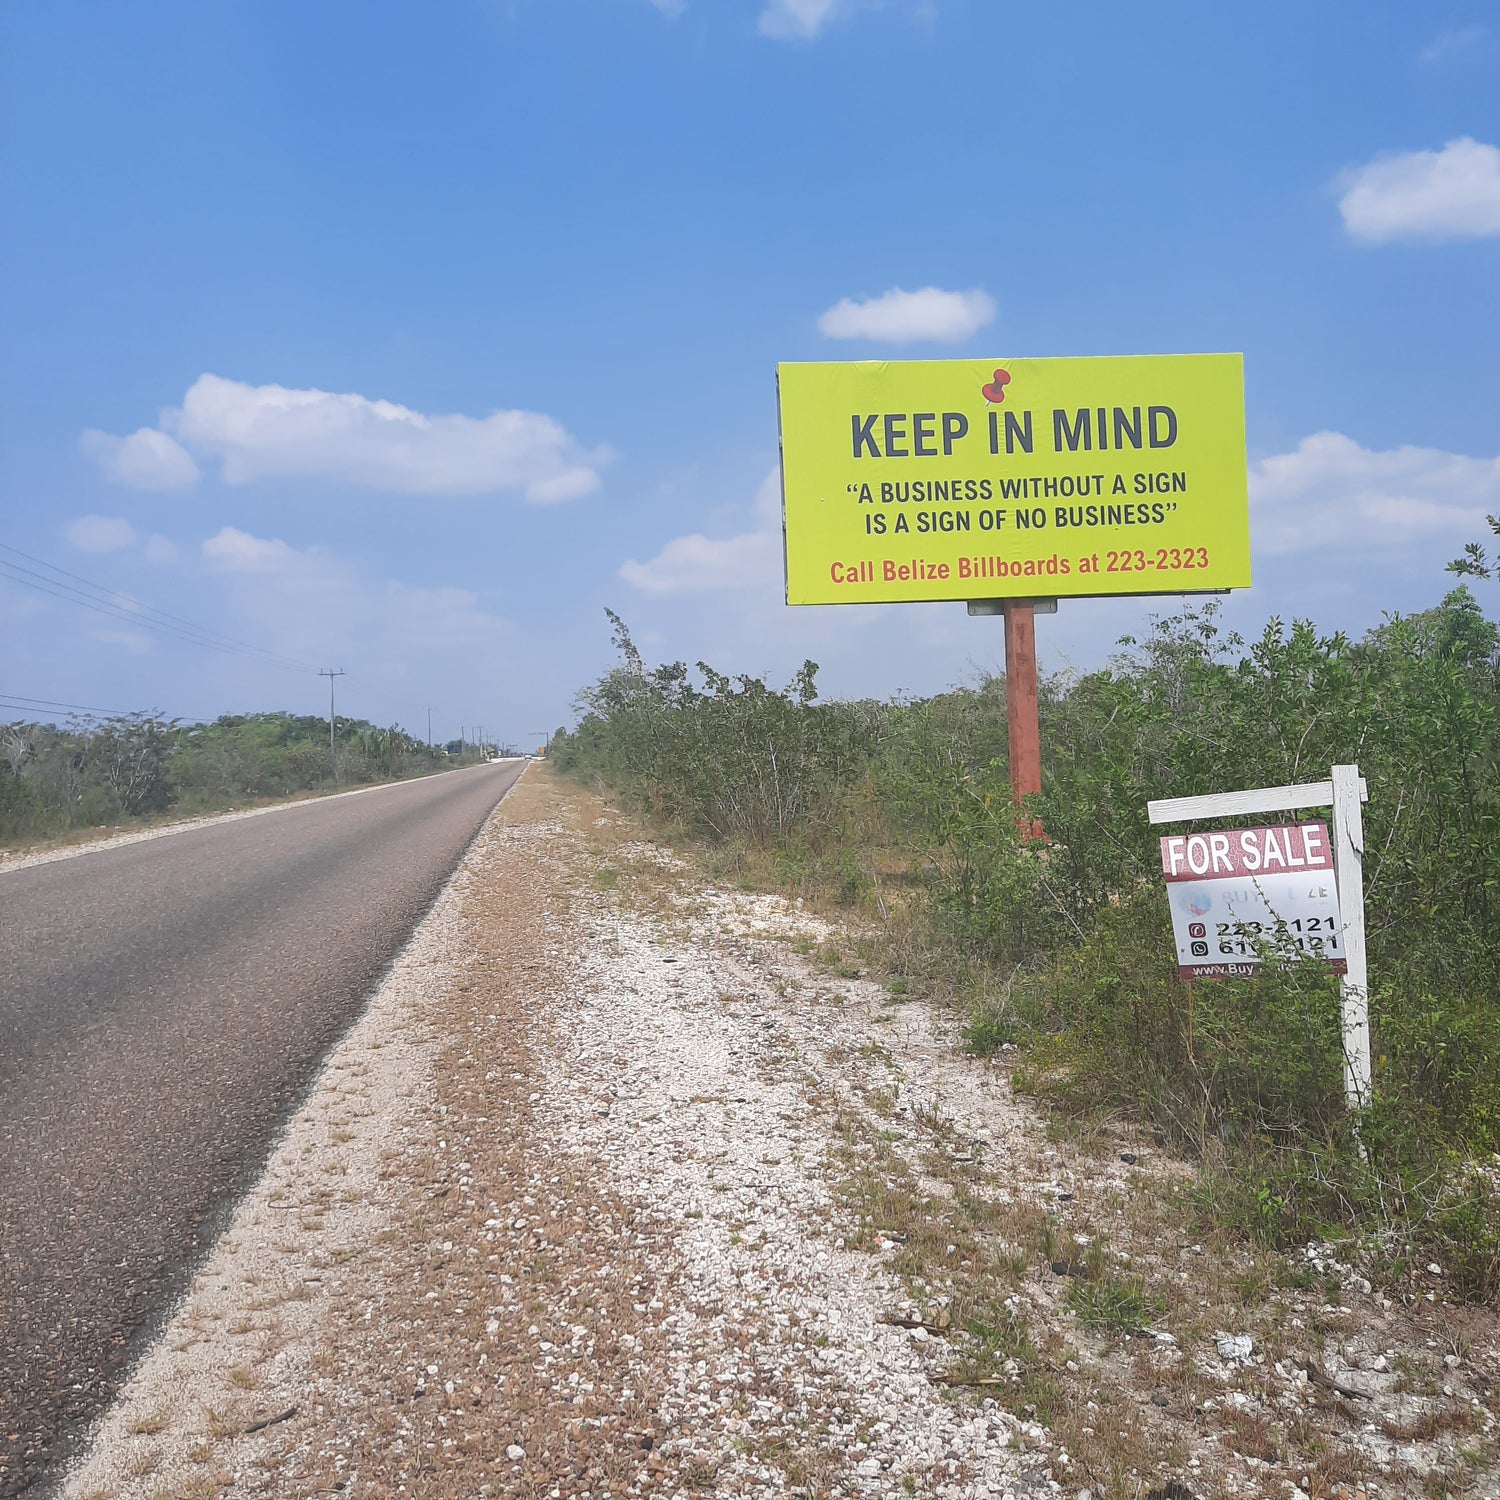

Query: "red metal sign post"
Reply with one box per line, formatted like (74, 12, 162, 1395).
(1002, 599, 1044, 837)
(1002, 600, 1041, 803)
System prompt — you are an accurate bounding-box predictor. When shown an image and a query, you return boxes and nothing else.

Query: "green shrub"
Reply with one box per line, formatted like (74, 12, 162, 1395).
(559, 590, 1500, 1301)
(1, 711, 455, 844)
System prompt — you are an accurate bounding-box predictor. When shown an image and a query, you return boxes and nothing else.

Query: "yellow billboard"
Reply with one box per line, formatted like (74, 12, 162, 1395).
(777, 354, 1249, 605)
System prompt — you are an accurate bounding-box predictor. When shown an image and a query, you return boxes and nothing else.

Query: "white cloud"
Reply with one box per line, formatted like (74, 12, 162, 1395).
(624, 435, 1493, 641)
(598, 428, 1500, 741)
(818, 286, 996, 344)
(89, 628, 152, 654)
(384, 581, 510, 649)
(64, 514, 180, 565)
(86, 374, 609, 503)
(621, 469, 784, 595)
(1338, 137, 1500, 242)
(80, 427, 200, 491)
(1420, 25, 1486, 63)
(200, 526, 513, 658)
(526, 466, 607, 504)
(1250, 431, 1498, 555)
(759, 0, 843, 40)
(202, 525, 306, 574)
(65, 515, 139, 553)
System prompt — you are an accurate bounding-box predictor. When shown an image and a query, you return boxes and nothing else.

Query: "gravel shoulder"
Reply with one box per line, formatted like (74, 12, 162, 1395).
(62, 769, 1498, 1500)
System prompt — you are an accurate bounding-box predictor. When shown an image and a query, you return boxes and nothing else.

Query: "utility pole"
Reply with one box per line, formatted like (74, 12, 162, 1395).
(319, 669, 346, 775)
(426, 707, 434, 748)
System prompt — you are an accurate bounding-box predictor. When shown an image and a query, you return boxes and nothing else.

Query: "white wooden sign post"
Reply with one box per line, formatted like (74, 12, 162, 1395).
(1148, 765, 1371, 1110)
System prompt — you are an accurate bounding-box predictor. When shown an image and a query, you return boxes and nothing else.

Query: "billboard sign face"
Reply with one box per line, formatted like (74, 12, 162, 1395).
(1160, 821, 1346, 980)
(777, 354, 1249, 605)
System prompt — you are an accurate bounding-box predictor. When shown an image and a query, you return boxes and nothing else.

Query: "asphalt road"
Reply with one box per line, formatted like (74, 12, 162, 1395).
(0, 761, 526, 1495)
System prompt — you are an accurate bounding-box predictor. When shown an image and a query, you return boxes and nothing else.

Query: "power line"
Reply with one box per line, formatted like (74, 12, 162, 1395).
(0, 693, 142, 716)
(0, 541, 320, 674)
(0, 556, 315, 673)
(0, 554, 318, 674)
(0, 693, 212, 723)
(0, 541, 317, 667)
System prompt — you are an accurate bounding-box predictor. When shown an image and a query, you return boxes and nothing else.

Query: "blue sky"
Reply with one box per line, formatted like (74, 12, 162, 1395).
(2, 1, 1497, 746)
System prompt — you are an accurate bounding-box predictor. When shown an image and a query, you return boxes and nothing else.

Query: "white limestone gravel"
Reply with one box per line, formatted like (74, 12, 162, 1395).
(535, 870, 1050, 1498)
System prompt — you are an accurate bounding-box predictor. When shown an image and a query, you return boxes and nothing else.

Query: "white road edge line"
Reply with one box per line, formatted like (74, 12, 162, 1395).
(0, 758, 530, 878)
(59, 760, 532, 1495)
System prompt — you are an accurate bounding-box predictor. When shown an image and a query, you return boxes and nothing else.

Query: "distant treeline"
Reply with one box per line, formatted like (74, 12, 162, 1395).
(0, 711, 471, 844)
(556, 590, 1500, 1301)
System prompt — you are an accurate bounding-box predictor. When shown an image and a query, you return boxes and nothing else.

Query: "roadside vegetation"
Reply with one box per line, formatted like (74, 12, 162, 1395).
(0, 711, 476, 847)
(556, 590, 1500, 1304)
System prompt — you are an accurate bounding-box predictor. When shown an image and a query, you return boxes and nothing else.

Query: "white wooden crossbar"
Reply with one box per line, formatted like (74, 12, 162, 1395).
(1147, 777, 1368, 825)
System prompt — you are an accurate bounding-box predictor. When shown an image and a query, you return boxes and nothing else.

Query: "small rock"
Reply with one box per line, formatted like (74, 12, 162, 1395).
(506, 1444, 525, 1462)
(1119, 1152, 1137, 1165)
(1152, 1394, 1170, 1408)
(1427, 1262, 1443, 1276)
(1215, 1334, 1253, 1362)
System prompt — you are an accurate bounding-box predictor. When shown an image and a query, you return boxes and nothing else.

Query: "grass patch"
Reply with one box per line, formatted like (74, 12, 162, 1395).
(1065, 1271, 1162, 1337)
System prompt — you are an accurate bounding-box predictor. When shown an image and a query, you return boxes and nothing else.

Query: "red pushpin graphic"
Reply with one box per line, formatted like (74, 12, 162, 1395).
(982, 368, 1011, 403)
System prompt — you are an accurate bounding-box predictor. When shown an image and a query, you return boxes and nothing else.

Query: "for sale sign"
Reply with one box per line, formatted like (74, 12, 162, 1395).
(1159, 822, 1346, 980)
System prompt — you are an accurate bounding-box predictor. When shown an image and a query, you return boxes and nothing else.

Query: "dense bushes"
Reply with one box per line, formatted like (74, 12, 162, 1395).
(0, 711, 462, 844)
(559, 588, 1500, 1300)
(555, 610, 886, 845)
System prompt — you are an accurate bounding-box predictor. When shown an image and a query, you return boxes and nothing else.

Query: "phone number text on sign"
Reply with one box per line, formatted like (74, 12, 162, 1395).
(1159, 822, 1346, 980)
